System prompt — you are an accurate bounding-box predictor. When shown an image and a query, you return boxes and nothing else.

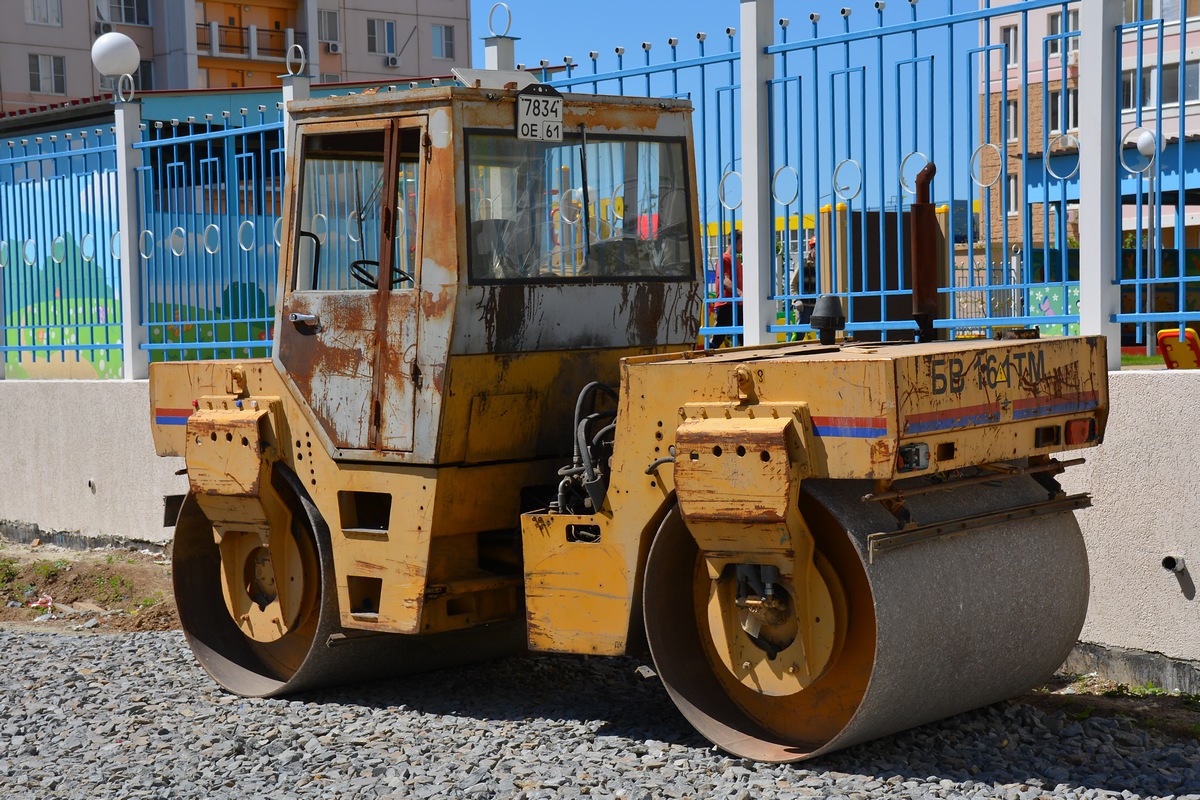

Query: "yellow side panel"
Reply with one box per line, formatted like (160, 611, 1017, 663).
(331, 465, 436, 634)
(466, 392, 544, 463)
(522, 513, 634, 655)
(892, 336, 1109, 470)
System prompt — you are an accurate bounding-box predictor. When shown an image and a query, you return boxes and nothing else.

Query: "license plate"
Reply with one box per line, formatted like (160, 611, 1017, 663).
(516, 90, 563, 142)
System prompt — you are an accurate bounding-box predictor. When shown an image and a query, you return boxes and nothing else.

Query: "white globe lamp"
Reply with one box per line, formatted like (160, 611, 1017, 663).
(1136, 129, 1156, 159)
(91, 31, 140, 78)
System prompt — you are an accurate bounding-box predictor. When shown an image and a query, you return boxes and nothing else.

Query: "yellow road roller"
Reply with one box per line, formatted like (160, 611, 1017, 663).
(149, 79, 1108, 762)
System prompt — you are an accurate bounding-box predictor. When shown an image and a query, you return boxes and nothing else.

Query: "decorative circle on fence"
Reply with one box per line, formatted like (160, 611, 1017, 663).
(832, 159, 862, 201)
(347, 210, 362, 243)
(238, 220, 256, 252)
(968, 142, 1003, 188)
(51, 236, 67, 264)
(1045, 133, 1081, 181)
(771, 165, 799, 206)
(0, 239, 9, 269)
(1120, 127, 1156, 175)
(311, 213, 328, 245)
(273, 217, 283, 247)
(203, 224, 221, 255)
(80, 233, 96, 262)
(139, 229, 155, 259)
(110, 231, 121, 260)
(488, 3, 513, 37)
(286, 45, 307, 77)
(609, 184, 626, 223)
(115, 74, 136, 103)
(169, 226, 187, 257)
(22, 239, 38, 266)
(899, 151, 929, 195)
(718, 170, 743, 211)
(560, 188, 583, 225)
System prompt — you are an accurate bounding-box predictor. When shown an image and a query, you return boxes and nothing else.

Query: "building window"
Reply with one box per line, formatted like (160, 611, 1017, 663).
(319, 72, 340, 83)
(107, 0, 150, 25)
(25, 0, 61, 25)
(432, 24, 454, 59)
(28, 53, 65, 94)
(1001, 25, 1019, 67)
(1152, 60, 1200, 105)
(367, 18, 396, 54)
(1006, 173, 1020, 216)
(1121, 69, 1139, 109)
(1047, 10, 1079, 56)
(318, 9, 339, 43)
(1124, 0, 1152, 23)
(1006, 99, 1019, 141)
(100, 59, 153, 91)
(1047, 88, 1079, 133)
(135, 60, 153, 91)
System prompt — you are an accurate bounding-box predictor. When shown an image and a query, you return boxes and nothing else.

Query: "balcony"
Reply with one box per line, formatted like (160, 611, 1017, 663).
(196, 23, 308, 61)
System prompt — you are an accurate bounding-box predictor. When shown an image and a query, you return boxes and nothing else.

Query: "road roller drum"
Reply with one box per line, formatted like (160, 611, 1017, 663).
(147, 81, 1108, 761)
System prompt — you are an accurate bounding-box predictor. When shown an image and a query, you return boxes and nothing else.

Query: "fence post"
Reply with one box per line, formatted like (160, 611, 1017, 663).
(739, 0, 774, 346)
(1079, 0, 1121, 369)
(114, 100, 147, 380)
(280, 66, 311, 162)
(485, 35, 518, 71)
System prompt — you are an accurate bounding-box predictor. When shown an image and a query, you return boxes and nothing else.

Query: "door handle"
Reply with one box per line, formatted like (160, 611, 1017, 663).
(288, 312, 320, 330)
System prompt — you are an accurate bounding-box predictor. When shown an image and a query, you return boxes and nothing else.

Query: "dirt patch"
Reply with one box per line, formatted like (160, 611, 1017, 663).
(0, 539, 177, 632)
(1017, 673, 1200, 742)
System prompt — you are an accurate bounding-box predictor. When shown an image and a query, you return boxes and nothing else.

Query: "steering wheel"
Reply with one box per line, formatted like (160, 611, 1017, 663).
(349, 259, 414, 289)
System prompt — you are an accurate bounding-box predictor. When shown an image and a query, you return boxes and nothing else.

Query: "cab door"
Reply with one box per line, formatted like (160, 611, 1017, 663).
(277, 117, 425, 454)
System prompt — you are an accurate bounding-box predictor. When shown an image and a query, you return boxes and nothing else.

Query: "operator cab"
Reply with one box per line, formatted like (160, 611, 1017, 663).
(273, 87, 702, 464)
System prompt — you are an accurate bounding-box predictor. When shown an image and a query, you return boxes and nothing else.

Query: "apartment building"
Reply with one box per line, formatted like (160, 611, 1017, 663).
(2, 0, 471, 114)
(981, 0, 1200, 253)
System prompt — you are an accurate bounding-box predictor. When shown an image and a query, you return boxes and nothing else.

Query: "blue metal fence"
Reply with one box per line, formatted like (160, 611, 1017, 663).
(1110, 7, 1200, 349)
(137, 106, 285, 361)
(0, 129, 124, 378)
(4, 1, 1200, 374)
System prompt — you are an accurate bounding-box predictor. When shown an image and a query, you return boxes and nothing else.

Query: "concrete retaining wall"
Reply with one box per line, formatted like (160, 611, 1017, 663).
(1060, 369, 1200, 686)
(0, 370, 1197, 687)
(0, 380, 186, 547)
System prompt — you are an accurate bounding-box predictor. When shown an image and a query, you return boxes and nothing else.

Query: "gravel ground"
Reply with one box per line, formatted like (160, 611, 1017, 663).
(1, 629, 1198, 800)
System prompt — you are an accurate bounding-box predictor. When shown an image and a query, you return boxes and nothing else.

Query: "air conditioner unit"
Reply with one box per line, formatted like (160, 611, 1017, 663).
(385, 55, 401, 68)
(94, 21, 113, 35)
(326, 41, 341, 54)
(1067, 49, 1079, 67)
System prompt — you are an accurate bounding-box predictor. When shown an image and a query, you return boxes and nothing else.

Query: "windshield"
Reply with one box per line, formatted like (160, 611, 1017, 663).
(465, 132, 693, 283)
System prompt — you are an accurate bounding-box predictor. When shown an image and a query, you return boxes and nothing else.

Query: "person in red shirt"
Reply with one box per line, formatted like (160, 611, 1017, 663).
(709, 230, 742, 348)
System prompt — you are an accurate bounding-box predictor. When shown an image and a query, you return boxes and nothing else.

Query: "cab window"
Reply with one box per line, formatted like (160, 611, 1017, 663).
(465, 132, 693, 283)
(293, 126, 421, 291)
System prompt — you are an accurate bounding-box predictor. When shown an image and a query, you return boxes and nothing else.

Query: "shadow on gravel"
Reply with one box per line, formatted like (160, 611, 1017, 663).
(293, 652, 1200, 796)
(296, 652, 709, 749)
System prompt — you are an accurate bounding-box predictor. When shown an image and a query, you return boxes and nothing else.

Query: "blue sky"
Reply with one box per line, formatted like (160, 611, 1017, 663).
(469, 1, 828, 70)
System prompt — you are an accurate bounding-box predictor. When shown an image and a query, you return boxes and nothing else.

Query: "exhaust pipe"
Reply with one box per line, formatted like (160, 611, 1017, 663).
(910, 162, 939, 343)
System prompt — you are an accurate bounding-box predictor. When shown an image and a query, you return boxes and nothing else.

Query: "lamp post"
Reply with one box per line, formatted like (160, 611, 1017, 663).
(91, 31, 145, 378)
(1136, 129, 1157, 356)
(90, 32, 141, 98)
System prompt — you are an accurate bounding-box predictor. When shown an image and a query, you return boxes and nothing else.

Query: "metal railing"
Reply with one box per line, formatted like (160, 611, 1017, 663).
(4, 2, 1200, 377)
(135, 107, 285, 362)
(0, 130, 125, 378)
